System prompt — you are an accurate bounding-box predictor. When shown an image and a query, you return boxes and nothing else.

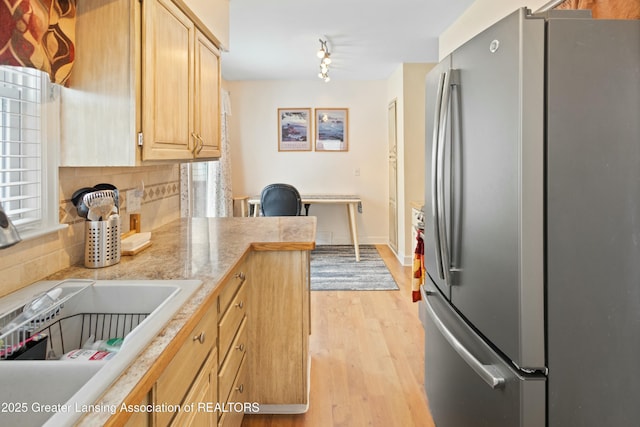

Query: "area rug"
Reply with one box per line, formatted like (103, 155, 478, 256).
(310, 245, 400, 291)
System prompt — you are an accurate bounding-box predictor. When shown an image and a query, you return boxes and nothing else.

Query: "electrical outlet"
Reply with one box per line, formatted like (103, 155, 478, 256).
(127, 189, 141, 212)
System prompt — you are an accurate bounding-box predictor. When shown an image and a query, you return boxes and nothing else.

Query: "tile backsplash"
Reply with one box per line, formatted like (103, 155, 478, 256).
(0, 164, 181, 298)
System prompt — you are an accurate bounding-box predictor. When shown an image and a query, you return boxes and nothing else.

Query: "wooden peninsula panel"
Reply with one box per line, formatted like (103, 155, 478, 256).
(247, 250, 311, 412)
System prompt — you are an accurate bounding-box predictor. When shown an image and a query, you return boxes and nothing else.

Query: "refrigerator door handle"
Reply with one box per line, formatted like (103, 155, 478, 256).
(431, 72, 446, 280)
(423, 287, 506, 389)
(436, 70, 456, 286)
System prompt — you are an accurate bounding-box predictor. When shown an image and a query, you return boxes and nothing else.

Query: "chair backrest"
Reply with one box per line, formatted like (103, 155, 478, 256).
(260, 183, 302, 216)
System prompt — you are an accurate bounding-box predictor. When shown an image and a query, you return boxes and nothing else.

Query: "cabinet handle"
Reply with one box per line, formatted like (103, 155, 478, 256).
(233, 272, 246, 282)
(236, 384, 244, 393)
(235, 300, 244, 309)
(193, 332, 206, 344)
(196, 134, 204, 154)
(190, 133, 204, 157)
(236, 343, 245, 352)
(190, 132, 199, 154)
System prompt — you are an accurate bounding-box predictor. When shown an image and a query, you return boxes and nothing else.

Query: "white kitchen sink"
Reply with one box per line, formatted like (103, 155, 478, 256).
(0, 279, 202, 427)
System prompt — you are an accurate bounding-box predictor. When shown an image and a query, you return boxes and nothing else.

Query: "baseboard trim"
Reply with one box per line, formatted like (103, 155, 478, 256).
(247, 354, 311, 415)
(252, 403, 309, 414)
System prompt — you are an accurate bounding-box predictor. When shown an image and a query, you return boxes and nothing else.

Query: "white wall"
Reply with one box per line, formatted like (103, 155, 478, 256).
(224, 1, 557, 253)
(402, 63, 435, 261)
(226, 80, 388, 245)
(184, 0, 229, 49)
(440, 0, 551, 58)
(387, 63, 435, 264)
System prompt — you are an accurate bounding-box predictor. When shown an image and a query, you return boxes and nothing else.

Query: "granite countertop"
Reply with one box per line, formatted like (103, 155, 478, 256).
(45, 216, 316, 426)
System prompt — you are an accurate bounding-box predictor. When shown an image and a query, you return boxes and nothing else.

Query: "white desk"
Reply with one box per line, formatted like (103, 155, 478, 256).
(248, 194, 362, 261)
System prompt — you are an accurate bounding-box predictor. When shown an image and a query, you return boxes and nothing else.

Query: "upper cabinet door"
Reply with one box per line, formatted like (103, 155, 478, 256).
(142, 0, 195, 161)
(194, 31, 221, 159)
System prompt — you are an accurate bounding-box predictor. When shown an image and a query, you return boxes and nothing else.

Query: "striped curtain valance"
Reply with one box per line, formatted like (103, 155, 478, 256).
(0, 0, 76, 86)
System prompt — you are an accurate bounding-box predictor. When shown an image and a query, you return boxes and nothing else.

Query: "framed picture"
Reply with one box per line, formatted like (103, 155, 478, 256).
(278, 108, 312, 151)
(315, 108, 348, 152)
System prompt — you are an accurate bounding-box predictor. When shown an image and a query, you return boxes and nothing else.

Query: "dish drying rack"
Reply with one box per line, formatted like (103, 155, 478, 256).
(0, 280, 148, 360)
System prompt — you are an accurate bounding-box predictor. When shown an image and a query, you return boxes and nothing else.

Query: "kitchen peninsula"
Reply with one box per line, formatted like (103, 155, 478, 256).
(45, 216, 316, 426)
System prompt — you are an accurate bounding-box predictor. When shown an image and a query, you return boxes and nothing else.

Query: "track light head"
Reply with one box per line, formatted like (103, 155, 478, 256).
(317, 38, 332, 82)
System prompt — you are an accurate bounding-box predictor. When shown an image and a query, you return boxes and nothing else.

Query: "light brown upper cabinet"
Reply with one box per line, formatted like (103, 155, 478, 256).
(194, 31, 221, 159)
(61, 0, 224, 166)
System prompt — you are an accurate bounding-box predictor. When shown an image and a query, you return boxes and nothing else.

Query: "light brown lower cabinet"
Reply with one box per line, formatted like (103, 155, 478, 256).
(119, 248, 310, 426)
(124, 393, 151, 427)
(170, 347, 218, 427)
(153, 304, 218, 427)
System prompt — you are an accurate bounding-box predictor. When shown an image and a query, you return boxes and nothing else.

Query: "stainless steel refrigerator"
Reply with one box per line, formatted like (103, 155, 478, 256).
(420, 8, 640, 427)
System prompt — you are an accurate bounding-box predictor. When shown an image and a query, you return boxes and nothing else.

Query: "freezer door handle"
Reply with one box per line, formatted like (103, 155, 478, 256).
(422, 287, 506, 389)
(431, 72, 446, 280)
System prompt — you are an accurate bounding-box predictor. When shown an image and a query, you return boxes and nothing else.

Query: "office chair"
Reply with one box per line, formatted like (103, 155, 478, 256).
(260, 183, 302, 216)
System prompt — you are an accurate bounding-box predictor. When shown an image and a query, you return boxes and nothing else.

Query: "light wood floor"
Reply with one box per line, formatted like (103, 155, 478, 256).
(242, 244, 435, 427)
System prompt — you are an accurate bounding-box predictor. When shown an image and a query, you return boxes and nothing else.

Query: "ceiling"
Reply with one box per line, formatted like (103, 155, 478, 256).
(221, 0, 475, 81)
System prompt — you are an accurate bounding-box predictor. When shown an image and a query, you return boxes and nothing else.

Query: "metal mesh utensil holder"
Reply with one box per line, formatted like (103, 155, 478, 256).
(84, 216, 121, 268)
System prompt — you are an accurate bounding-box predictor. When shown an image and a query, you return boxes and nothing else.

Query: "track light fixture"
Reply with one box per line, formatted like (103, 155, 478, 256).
(317, 38, 331, 82)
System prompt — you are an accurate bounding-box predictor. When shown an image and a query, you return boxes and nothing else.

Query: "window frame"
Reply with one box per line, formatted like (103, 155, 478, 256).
(0, 66, 64, 240)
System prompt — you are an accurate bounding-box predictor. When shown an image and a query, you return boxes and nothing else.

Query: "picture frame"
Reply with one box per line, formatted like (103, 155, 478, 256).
(278, 108, 312, 151)
(315, 108, 348, 152)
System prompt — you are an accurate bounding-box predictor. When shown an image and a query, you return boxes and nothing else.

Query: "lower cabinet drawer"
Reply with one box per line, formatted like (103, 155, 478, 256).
(219, 280, 247, 361)
(218, 317, 247, 404)
(219, 268, 247, 314)
(155, 305, 217, 427)
(218, 357, 248, 427)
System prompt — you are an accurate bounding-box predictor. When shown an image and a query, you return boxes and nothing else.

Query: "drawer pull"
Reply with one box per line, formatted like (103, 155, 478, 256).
(193, 332, 206, 344)
(235, 300, 244, 309)
(236, 343, 245, 352)
(236, 384, 244, 393)
(234, 272, 246, 282)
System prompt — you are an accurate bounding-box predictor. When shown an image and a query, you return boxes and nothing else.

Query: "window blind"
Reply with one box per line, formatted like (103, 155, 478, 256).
(0, 66, 43, 229)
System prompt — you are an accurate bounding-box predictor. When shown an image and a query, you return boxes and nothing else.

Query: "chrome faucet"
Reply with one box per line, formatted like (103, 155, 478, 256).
(0, 202, 21, 249)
